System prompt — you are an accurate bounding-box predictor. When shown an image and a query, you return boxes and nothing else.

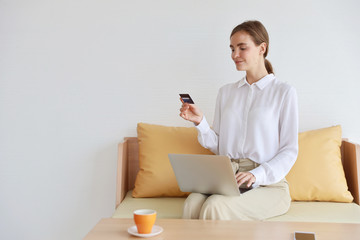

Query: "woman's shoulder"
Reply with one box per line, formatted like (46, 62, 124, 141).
(271, 77, 297, 95)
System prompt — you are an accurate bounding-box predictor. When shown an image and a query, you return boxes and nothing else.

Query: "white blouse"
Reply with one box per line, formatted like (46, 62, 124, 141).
(196, 74, 299, 187)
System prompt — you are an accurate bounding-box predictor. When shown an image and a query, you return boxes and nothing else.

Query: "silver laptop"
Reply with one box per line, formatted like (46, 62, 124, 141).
(168, 154, 243, 196)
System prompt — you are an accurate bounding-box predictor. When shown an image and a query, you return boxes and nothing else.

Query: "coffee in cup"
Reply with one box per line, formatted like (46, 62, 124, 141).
(133, 209, 157, 234)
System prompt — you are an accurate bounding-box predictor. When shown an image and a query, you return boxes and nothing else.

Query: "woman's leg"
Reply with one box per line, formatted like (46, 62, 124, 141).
(199, 179, 291, 220)
(182, 193, 209, 219)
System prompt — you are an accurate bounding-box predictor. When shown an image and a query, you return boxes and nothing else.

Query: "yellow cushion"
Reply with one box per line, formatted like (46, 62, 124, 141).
(132, 123, 214, 197)
(286, 125, 353, 202)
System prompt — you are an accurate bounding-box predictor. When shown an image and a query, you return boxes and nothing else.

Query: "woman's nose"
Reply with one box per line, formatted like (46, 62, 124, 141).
(232, 50, 239, 58)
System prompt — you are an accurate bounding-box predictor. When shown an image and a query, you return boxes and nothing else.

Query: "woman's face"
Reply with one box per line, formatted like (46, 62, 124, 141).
(230, 31, 265, 72)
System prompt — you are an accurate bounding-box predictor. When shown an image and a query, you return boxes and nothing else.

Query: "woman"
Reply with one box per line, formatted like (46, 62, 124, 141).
(179, 20, 298, 220)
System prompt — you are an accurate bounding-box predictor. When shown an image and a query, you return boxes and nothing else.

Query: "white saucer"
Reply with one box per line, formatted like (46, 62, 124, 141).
(127, 225, 163, 238)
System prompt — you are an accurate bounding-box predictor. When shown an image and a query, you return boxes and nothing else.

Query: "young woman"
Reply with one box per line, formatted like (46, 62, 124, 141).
(179, 20, 298, 220)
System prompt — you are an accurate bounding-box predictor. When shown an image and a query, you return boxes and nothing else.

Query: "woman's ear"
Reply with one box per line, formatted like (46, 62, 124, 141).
(259, 42, 267, 55)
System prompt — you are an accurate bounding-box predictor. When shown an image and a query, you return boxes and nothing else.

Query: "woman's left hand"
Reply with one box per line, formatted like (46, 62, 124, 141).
(235, 171, 256, 188)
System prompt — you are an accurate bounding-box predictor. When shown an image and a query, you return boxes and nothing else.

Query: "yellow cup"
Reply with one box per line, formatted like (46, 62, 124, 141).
(133, 209, 157, 234)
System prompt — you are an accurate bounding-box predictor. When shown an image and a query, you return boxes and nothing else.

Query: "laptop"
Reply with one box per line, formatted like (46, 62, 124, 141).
(168, 154, 245, 196)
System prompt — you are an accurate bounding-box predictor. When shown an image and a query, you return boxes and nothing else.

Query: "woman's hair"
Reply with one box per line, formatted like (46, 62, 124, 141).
(230, 20, 274, 74)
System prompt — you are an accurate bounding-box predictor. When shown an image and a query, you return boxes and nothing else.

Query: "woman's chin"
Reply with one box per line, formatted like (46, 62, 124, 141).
(236, 66, 246, 71)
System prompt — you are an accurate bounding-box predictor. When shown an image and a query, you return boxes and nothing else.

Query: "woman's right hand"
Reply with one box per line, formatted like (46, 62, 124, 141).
(179, 99, 203, 125)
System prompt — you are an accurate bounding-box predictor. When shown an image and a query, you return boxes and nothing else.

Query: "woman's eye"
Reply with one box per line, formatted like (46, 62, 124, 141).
(240, 48, 246, 50)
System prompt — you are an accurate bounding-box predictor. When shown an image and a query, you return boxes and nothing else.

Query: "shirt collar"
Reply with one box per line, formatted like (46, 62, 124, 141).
(237, 73, 275, 90)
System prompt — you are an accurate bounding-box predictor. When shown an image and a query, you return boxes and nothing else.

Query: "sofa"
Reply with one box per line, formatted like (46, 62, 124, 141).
(112, 124, 360, 223)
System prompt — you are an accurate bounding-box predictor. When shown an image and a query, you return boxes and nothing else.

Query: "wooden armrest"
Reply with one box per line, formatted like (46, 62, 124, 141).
(115, 140, 128, 209)
(341, 139, 360, 205)
(115, 137, 139, 209)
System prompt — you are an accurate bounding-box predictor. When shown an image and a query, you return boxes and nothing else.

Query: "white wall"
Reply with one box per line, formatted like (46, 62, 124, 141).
(1, 0, 359, 239)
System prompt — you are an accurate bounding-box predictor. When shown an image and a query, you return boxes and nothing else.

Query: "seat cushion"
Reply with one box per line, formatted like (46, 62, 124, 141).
(114, 191, 360, 223)
(268, 201, 360, 223)
(112, 191, 185, 219)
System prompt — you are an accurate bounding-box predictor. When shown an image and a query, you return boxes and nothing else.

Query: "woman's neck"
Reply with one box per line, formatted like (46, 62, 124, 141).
(245, 63, 269, 85)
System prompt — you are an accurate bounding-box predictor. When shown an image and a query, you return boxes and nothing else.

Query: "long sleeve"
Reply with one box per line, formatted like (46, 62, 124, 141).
(249, 87, 299, 186)
(195, 90, 222, 155)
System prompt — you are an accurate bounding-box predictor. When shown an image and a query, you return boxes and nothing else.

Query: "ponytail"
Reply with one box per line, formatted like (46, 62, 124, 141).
(265, 59, 274, 74)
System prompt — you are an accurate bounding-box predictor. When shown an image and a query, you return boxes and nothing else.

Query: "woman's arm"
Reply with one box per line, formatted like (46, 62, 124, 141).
(180, 91, 222, 155)
(195, 116, 219, 154)
(249, 87, 299, 187)
(195, 91, 223, 154)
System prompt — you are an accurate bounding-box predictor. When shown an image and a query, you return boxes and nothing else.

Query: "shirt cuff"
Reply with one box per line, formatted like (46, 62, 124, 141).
(249, 165, 266, 188)
(195, 116, 210, 134)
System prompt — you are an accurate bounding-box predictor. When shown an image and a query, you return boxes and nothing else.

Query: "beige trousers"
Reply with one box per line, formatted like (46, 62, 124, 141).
(182, 158, 291, 220)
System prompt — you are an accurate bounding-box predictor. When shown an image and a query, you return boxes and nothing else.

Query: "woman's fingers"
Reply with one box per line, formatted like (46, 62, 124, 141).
(236, 172, 255, 188)
(179, 103, 203, 124)
(180, 103, 189, 112)
(236, 173, 248, 186)
(179, 105, 190, 120)
(180, 112, 188, 120)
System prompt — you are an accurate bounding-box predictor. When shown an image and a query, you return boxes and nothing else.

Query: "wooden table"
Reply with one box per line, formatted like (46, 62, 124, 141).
(84, 218, 360, 240)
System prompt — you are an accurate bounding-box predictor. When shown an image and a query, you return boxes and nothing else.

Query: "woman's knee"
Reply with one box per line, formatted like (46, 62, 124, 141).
(182, 193, 208, 219)
(202, 195, 223, 208)
(199, 195, 227, 219)
(184, 193, 207, 206)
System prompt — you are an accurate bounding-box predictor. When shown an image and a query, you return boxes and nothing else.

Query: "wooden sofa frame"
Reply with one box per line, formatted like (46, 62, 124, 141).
(115, 138, 360, 209)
